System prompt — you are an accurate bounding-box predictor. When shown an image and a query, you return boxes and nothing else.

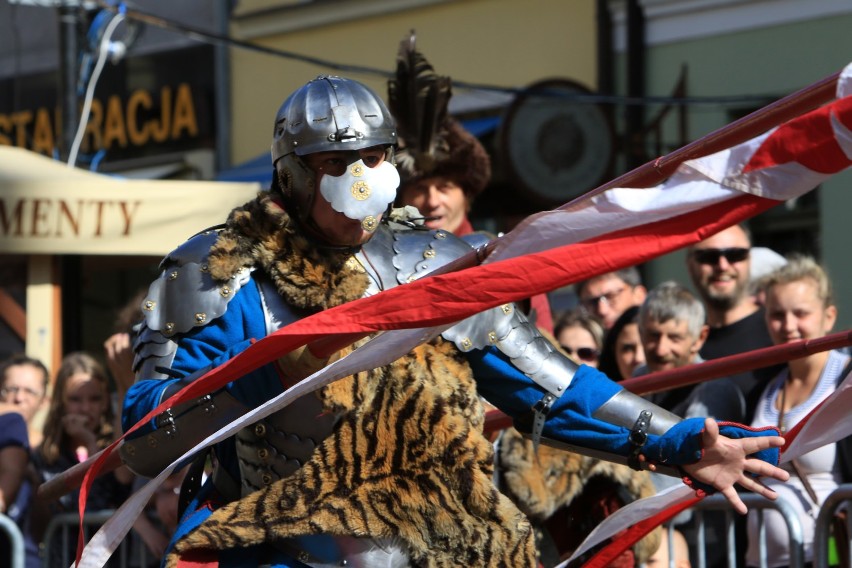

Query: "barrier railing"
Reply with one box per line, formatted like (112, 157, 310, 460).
(0, 513, 25, 568)
(40, 511, 151, 568)
(678, 492, 805, 568)
(814, 484, 852, 568)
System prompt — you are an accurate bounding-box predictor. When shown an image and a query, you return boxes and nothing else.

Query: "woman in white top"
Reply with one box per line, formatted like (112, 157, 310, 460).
(746, 255, 849, 568)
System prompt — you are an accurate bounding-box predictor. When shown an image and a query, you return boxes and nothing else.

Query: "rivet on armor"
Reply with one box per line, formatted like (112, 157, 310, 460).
(423, 249, 436, 259)
(147, 436, 157, 448)
(361, 216, 377, 232)
(254, 423, 267, 437)
(501, 304, 513, 315)
(195, 313, 207, 324)
(407, 275, 416, 283)
(341, 561, 348, 566)
(460, 338, 473, 350)
(345, 257, 365, 273)
(350, 163, 364, 177)
(351, 181, 370, 201)
(261, 473, 273, 485)
(488, 331, 498, 344)
(164, 322, 175, 335)
(257, 448, 269, 460)
(125, 445, 136, 456)
(220, 286, 232, 297)
(435, 231, 447, 239)
(200, 264, 209, 273)
(168, 270, 178, 281)
(143, 300, 156, 311)
(298, 552, 310, 563)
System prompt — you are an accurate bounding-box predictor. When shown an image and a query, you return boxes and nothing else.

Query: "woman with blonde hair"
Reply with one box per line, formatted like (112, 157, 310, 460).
(746, 255, 848, 568)
(32, 352, 132, 566)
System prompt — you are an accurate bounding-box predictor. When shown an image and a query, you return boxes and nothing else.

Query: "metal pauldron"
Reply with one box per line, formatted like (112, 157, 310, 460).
(133, 228, 253, 379)
(139, 228, 252, 336)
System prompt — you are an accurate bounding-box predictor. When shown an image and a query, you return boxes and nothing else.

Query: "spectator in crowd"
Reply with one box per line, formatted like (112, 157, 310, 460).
(391, 37, 554, 334)
(598, 306, 645, 382)
(553, 309, 604, 368)
(746, 255, 847, 568)
(0, 403, 30, 567)
(576, 267, 647, 330)
(748, 246, 788, 307)
(0, 355, 49, 447)
(636, 281, 746, 422)
(647, 527, 692, 568)
(686, 223, 781, 419)
(32, 352, 133, 567)
(636, 281, 747, 568)
(0, 354, 49, 568)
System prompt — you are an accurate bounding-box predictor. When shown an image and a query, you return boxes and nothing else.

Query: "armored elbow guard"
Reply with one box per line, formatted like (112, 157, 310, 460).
(120, 367, 250, 478)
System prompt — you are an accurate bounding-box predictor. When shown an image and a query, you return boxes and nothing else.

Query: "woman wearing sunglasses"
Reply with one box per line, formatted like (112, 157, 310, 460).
(554, 309, 604, 368)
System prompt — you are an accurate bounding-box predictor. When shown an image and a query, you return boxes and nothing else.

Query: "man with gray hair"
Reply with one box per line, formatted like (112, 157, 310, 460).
(636, 282, 748, 568)
(636, 281, 745, 423)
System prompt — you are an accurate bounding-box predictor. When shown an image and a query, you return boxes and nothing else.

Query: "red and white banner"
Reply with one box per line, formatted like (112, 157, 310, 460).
(563, 367, 852, 568)
(75, 63, 852, 567)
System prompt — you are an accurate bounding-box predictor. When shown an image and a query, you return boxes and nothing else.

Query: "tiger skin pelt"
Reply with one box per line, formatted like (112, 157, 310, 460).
(166, 194, 536, 566)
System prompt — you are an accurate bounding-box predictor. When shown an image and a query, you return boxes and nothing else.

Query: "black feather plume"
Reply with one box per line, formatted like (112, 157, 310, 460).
(387, 31, 452, 174)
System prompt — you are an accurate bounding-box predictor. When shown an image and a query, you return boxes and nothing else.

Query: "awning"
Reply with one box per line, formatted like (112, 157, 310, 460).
(0, 146, 261, 256)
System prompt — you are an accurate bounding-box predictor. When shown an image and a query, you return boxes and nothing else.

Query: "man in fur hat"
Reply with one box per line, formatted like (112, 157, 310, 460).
(390, 37, 555, 334)
(119, 74, 789, 568)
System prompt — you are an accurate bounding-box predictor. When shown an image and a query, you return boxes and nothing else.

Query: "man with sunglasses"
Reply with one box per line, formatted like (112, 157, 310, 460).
(119, 77, 789, 568)
(686, 223, 781, 419)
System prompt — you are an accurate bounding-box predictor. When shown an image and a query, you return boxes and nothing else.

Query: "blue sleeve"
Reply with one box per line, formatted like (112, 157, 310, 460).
(467, 346, 778, 469)
(0, 412, 29, 450)
(122, 278, 284, 432)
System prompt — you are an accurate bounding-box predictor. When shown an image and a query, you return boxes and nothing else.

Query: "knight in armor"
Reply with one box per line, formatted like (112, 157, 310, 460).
(120, 73, 789, 568)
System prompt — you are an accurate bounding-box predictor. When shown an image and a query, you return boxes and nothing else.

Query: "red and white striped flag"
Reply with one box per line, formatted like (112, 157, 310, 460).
(76, 62, 852, 567)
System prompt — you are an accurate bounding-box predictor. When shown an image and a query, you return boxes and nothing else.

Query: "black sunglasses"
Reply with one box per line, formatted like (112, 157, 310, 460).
(691, 247, 750, 265)
(561, 346, 600, 362)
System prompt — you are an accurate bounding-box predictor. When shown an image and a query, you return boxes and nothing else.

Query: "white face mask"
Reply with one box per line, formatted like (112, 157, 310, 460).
(318, 159, 400, 230)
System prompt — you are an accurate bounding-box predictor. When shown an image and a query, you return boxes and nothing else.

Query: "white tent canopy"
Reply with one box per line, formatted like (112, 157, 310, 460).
(0, 146, 262, 256)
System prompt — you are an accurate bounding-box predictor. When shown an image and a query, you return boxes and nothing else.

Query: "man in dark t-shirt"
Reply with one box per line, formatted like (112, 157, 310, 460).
(686, 223, 782, 421)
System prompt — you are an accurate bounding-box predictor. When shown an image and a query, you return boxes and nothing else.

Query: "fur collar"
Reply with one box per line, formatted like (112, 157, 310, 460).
(206, 193, 369, 310)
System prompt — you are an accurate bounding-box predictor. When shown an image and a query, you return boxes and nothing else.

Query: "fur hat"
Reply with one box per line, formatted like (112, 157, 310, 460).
(388, 34, 491, 198)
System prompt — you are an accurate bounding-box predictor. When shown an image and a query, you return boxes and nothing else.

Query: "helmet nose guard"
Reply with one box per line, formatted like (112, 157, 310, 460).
(272, 76, 397, 163)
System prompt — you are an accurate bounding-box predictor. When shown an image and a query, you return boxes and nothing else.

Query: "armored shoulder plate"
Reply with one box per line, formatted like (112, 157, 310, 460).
(357, 223, 477, 296)
(141, 228, 253, 335)
(134, 228, 253, 379)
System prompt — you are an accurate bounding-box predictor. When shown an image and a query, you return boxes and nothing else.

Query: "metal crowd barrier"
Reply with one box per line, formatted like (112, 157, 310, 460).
(40, 511, 151, 568)
(672, 492, 805, 568)
(814, 484, 852, 568)
(0, 513, 26, 568)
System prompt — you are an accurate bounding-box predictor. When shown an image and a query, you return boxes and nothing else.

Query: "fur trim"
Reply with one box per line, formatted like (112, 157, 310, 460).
(396, 118, 492, 198)
(207, 193, 369, 310)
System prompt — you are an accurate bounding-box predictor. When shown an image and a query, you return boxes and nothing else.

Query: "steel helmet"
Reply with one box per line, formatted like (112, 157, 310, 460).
(271, 76, 398, 225)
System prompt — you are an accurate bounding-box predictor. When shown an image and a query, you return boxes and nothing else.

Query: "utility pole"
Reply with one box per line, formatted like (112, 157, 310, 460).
(57, 2, 84, 354)
(57, 2, 81, 162)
